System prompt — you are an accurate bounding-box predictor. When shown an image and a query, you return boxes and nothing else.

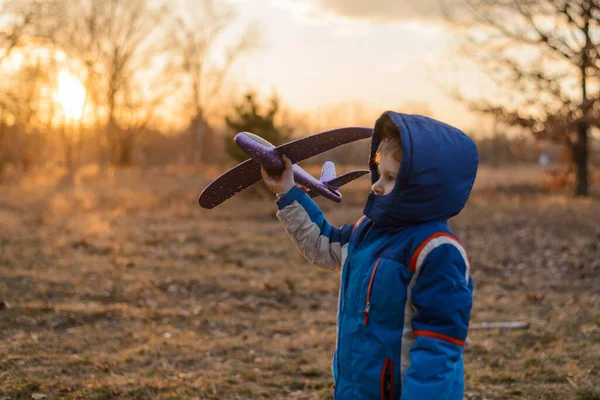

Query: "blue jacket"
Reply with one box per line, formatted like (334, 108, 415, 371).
(276, 111, 478, 399)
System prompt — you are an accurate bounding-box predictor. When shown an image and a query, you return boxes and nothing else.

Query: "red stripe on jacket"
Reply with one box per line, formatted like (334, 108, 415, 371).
(408, 232, 460, 273)
(413, 330, 465, 346)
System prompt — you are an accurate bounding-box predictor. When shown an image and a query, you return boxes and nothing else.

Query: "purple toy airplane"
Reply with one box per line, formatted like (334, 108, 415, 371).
(198, 127, 372, 209)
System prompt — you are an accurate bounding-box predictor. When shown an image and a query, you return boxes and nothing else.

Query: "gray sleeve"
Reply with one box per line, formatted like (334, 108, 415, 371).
(274, 185, 356, 271)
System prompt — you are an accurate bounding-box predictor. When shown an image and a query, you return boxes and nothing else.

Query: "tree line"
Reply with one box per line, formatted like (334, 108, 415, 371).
(0, 0, 598, 195)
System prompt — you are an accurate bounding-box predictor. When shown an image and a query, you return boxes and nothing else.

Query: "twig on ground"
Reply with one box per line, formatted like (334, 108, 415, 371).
(471, 321, 530, 330)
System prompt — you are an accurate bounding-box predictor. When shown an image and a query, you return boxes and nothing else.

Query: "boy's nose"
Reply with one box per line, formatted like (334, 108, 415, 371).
(371, 181, 383, 195)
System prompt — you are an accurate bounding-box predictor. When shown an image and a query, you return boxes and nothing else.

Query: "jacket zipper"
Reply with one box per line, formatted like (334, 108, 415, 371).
(363, 258, 381, 326)
(380, 357, 395, 400)
(338, 220, 375, 397)
(341, 220, 374, 315)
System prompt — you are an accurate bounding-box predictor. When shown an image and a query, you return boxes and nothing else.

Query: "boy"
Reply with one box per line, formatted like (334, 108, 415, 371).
(260, 111, 478, 399)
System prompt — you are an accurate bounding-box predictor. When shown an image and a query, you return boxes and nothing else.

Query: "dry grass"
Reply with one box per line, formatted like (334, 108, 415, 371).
(0, 165, 599, 399)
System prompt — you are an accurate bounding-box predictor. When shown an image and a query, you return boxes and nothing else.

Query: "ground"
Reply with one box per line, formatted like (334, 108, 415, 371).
(0, 165, 599, 400)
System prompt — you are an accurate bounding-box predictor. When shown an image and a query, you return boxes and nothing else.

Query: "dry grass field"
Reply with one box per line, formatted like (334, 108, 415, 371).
(0, 164, 599, 399)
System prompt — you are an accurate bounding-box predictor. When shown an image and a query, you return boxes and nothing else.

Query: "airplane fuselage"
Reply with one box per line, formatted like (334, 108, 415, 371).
(234, 132, 341, 202)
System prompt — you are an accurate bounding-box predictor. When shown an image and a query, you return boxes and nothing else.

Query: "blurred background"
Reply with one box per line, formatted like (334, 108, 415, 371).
(0, 0, 597, 184)
(0, 1, 598, 399)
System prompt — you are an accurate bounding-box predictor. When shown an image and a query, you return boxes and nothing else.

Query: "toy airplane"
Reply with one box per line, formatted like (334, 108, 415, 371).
(198, 127, 372, 209)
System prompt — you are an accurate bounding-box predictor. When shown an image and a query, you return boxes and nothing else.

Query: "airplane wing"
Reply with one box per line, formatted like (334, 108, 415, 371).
(274, 127, 372, 164)
(198, 159, 262, 209)
(199, 127, 373, 209)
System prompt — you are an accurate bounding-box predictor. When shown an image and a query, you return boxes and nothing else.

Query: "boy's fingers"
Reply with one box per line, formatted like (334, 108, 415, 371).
(282, 155, 292, 168)
(260, 166, 269, 180)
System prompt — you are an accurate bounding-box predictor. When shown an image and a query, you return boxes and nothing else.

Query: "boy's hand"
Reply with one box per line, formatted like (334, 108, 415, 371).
(260, 155, 295, 195)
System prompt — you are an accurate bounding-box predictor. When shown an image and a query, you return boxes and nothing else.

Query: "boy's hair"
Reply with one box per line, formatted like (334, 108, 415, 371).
(374, 118, 402, 163)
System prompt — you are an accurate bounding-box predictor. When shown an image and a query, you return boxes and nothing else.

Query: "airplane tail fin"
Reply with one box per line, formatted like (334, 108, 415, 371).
(319, 161, 337, 183)
(306, 162, 370, 198)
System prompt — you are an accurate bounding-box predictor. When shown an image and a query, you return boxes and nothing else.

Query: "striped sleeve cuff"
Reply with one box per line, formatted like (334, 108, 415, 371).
(276, 185, 305, 210)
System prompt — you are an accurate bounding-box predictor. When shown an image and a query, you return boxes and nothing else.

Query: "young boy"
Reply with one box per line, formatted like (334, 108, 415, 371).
(260, 111, 478, 399)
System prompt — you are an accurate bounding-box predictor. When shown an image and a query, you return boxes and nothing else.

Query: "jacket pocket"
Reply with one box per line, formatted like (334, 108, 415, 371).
(363, 258, 382, 326)
(361, 258, 412, 330)
(380, 357, 395, 400)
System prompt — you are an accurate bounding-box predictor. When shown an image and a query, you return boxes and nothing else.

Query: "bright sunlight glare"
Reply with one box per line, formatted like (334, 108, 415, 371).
(54, 70, 86, 122)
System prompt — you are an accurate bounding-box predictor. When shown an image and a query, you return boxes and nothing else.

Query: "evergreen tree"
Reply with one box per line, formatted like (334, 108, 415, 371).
(224, 93, 292, 162)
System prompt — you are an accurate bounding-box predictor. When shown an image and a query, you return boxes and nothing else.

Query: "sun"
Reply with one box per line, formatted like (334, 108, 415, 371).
(54, 70, 86, 122)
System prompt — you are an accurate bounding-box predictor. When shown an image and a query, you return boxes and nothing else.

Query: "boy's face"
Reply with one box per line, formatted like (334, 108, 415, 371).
(372, 151, 400, 196)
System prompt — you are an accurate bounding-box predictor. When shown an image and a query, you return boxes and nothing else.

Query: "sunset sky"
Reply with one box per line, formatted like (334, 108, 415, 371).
(226, 0, 483, 131)
(1, 0, 490, 133)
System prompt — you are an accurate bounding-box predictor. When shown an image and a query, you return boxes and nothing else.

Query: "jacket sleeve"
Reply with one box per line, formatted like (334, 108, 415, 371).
(275, 185, 354, 271)
(401, 243, 473, 400)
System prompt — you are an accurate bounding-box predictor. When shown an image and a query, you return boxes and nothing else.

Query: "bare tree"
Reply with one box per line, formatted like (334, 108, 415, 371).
(110, 73, 179, 165)
(0, 0, 61, 111)
(169, 0, 261, 163)
(50, 0, 173, 167)
(0, 1, 57, 64)
(442, 0, 599, 196)
(0, 1, 57, 178)
(0, 58, 58, 177)
(0, 0, 90, 176)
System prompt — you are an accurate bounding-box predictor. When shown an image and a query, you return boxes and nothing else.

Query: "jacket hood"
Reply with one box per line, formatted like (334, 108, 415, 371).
(363, 111, 478, 228)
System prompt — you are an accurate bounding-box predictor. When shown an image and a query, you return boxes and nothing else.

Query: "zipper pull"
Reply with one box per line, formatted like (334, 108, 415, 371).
(363, 258, 381, 326)
(363, 302, 371, 325)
